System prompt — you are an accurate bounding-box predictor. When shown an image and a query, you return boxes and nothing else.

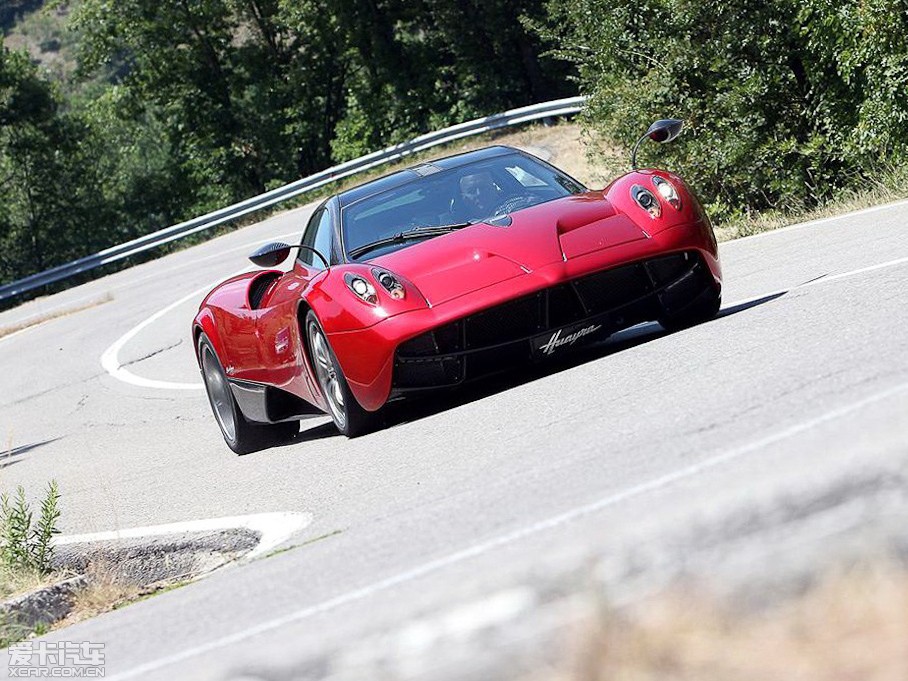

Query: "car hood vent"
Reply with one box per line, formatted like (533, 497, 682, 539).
(370, 193, 648, 304)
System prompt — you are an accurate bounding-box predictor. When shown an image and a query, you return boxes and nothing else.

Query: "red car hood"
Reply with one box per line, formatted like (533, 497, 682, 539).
(370, 192, 649, 305)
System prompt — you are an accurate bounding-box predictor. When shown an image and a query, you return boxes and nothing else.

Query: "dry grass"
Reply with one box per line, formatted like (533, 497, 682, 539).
(555, 565, 908, 681)
(54, 562, 141, 629)
(0, 566, 50, 601)
(0, 293, 112, 340)
(713, 164, 908, 242)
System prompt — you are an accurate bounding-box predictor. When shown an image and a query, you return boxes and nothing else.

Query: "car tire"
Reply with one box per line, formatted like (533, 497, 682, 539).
(658, 286, 721, 332)
(305, 311, 378, 438)
(198, 333, 299, 454)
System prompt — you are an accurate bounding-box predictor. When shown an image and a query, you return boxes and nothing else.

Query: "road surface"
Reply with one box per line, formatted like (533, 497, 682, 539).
(1, 198, 907, 679)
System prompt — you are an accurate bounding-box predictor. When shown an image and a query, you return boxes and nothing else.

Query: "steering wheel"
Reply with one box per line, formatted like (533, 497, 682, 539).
(491, 195, 535, 217)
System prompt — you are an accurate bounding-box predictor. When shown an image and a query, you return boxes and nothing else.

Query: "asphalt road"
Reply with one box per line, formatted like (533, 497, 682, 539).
(1, 198, 907, 679)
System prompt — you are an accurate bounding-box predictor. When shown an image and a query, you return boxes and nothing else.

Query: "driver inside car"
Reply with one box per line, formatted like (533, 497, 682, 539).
(458, 171, 502, 221)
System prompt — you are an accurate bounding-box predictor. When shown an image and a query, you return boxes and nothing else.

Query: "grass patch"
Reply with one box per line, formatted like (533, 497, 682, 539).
(560, 563, 908, 681)
(714, 164, 908, 242)
(0, 565, 49, 601)
(55, 563, 195, 629)
(0, 293, 112, 339)
(53, 561, 141, 628)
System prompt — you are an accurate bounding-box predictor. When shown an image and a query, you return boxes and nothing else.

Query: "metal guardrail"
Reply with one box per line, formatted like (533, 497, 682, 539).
(0, 96, 586, 302)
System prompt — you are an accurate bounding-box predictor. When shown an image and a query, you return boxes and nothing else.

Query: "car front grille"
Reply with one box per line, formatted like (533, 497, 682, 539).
(393, 251, 713, 391)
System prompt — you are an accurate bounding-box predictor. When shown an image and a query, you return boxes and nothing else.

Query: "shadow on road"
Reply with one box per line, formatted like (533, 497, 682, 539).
(717, 291, 787, 319)
(1, 437, 62, 469)
(381, 290, 787, 432)
(281, 289, 787, 447)
(288, 421, 338, 445)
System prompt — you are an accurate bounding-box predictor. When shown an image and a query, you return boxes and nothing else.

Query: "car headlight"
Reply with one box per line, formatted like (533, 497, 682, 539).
(344, 273, 378, 305)
(631, 184, 661, 218)
(652, 176, 681, 209)
(372, 268, 405, 300)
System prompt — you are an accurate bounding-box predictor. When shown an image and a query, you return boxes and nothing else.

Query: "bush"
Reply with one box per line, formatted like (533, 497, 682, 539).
(0, 481, 61, 575)
(544, 0, 908, 220)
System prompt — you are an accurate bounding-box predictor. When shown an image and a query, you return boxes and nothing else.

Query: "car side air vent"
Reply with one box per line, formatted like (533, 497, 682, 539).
(249, 272, 282, 310)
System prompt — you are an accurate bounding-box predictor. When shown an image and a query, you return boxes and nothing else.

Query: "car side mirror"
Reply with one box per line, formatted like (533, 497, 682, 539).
(249, 242, 292, 267)
(646, 118, 684, 143)
(631, 118, 684, 169)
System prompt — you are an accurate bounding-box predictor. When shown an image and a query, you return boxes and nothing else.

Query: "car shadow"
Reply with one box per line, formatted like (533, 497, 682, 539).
(251, 419, 338, 454)
(280, 290, 786, 446)
(288, 420, 339, 445)
(381, 290, 787, 431)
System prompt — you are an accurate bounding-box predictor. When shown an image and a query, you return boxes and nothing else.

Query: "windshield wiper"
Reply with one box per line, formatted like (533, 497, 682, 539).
(348, 222, 472, 259)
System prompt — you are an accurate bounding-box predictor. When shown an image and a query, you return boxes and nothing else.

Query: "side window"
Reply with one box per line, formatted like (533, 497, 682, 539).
(299, 206, 333, 269)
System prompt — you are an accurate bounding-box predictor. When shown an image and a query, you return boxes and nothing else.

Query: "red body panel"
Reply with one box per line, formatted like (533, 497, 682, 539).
(193, 167, 721, 418)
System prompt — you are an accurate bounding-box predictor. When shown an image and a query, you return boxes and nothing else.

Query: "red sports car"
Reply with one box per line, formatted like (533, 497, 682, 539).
(193, 120, 722, 453)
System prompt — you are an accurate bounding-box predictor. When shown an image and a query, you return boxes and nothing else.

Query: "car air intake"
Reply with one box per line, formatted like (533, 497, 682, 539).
(393, 251, 713, 391)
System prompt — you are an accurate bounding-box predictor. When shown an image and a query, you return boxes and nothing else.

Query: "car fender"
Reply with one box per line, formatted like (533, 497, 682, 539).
(604, 169, 713, 239)
(194, 305, 239, 367)
(303, 264, 429, 335)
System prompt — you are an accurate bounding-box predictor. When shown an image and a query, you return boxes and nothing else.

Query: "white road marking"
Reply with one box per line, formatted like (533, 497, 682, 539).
(100, 251, 908, 392)
(806, 254, 908, 285)
(55, 512, 312, 561)
(99, 280, 226, 390)
(105, 379, 908, 680)
(0, 231, 300, 347)
(722, 254, 908, 310)
(728, 197, 908, 244)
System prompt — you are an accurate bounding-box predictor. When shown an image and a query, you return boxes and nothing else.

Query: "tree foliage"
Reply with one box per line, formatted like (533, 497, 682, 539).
(4, 0, 907, 292)
(1, 0, 568, 290)
(0, 47, 109, 281)
(544, 0, 908, 219)
(0, 42, 183, 286)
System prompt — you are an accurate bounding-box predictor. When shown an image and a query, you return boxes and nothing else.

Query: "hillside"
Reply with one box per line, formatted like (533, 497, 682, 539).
(2, 0, 79, 85)
(0, 0, 42, 31)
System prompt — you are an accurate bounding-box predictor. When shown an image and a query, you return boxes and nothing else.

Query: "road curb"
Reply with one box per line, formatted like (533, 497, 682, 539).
(0, 575, 87, 633)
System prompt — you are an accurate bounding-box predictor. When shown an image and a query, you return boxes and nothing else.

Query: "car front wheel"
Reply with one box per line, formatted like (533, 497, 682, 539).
(305, 312, 378, 437)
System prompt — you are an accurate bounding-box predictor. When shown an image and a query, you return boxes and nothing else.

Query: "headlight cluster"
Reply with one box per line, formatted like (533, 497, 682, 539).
(372, 268, 406, 300)
(652, 176, 681, 209)
(631, 177, 681, 218)
(631, 184, 661, 218)
(344, 269, 405, 305)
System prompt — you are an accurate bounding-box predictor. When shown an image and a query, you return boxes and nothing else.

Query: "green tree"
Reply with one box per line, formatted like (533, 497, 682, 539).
(326, 0, 573, 160)
(544, 0, 908, 219)
(74, 0, 349, 207)
(0, 46, 113, 283)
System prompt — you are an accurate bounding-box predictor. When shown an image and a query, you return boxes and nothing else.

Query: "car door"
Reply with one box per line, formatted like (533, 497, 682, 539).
(252, 201, 336, 402)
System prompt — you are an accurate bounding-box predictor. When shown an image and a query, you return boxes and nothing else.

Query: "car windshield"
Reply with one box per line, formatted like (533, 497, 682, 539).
(342, 153, 584, 260)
